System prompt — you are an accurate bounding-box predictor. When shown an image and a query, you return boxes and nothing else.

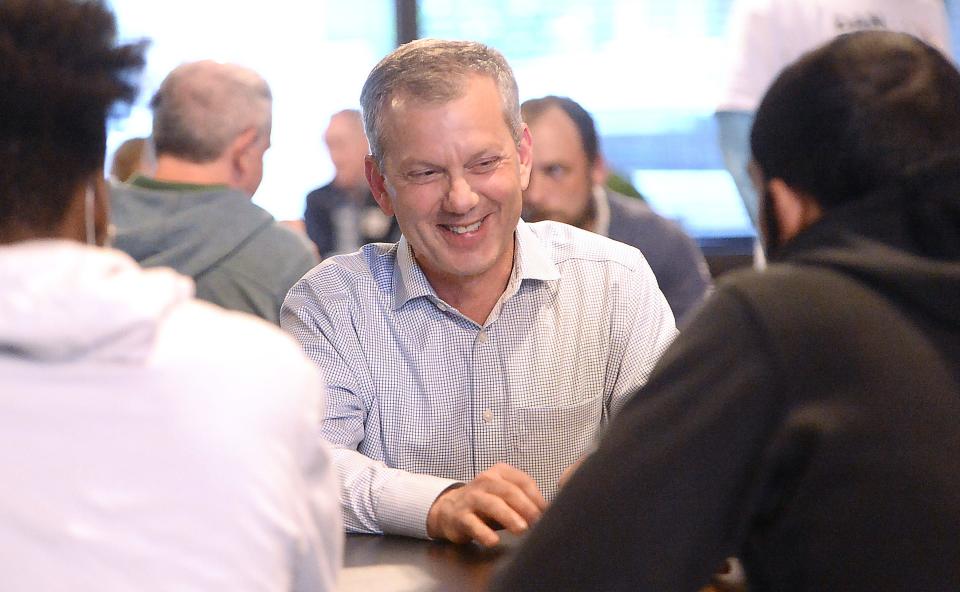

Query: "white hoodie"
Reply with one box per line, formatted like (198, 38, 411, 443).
(0, 240, 341, 591)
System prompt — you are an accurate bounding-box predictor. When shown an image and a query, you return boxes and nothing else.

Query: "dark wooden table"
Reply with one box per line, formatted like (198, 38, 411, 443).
(339, 532, 522, 592)
(339, 533, 739, 592)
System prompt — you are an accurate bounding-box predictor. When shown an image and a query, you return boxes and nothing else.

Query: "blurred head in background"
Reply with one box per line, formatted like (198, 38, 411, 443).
(150, 60, 272, 197)
(109, 137, 156, 183)
(521, 95, 606, 229)
(324, 109, 369, 192)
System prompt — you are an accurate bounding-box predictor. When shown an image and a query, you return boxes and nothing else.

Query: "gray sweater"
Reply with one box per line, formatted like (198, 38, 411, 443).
(111, 177, 317, 323)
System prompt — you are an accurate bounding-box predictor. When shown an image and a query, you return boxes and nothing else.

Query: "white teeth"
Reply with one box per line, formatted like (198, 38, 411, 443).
(448, 220, 482, 234)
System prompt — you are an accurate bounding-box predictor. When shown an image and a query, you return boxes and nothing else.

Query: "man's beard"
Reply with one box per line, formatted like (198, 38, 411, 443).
(521, 206, 550, 223)
(523, 188, 596, 230)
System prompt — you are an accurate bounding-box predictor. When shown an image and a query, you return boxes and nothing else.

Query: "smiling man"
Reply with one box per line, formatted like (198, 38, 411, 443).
(282, 39, 677, 546)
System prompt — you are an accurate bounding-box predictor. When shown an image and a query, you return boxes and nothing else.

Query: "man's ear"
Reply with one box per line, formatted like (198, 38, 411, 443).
(517, 124, 533, 191)
(590, 155, 608, 187)
(229, 127, 260, 183)
(365, 155, 394, 216)
(766, 178, 824, 245)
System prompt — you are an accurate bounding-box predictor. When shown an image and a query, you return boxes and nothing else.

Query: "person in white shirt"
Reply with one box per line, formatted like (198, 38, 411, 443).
(283, 39, 676, 547)
(0, 1, 341, 589)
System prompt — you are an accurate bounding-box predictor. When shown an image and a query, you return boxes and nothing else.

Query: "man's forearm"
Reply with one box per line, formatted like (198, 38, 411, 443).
(332, 448, 459, 538)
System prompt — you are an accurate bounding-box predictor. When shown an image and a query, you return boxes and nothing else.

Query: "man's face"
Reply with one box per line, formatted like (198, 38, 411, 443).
(367, 75, 532, 292)
(523, 106, 600, 228)
(325, 114, 369, 189)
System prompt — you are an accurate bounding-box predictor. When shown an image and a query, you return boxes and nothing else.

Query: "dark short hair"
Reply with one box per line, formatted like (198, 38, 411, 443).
(0, 0, 145, 237)
(751, 30, 960, 208)
(521, 96, 600, 166)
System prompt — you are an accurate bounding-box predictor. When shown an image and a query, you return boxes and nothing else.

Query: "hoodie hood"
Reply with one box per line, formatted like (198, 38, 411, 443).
(775, 179, 960, 329)
(110, 180, 275, 278)
(0, 240, 193, 362)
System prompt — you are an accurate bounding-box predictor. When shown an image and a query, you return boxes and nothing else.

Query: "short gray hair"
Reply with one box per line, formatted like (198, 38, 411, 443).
(359, 39, 522, 168)
(150, 60, 271, 162)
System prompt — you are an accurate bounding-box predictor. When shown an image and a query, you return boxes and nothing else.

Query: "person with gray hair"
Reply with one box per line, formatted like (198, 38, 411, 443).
(111, 60, 316, 324)
(283, 39, 676, 546)
(359, 40, 524, 168)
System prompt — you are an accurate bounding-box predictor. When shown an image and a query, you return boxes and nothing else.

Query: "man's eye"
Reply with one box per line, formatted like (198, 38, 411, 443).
(545, 164, 566, 178)
(471, 157, 502, 173)
(407, 169, 440, 183)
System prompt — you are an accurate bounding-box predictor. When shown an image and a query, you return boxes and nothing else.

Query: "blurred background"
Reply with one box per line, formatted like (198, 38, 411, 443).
(106, 0, 960, 258)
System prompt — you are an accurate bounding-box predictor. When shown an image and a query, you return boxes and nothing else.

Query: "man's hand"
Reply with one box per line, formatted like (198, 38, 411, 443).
(426, 463, 547, 547)
(558, 457, 586, 489)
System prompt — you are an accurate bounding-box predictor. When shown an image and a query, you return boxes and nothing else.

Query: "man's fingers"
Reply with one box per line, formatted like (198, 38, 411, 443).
(427, 464, 549, 546)
(471, 490, 531, 534)
(474, 471, 544, 525)
(488, 463, 549, 512)
(558, 457, 585, 489)
(449, 512, 500, 547)
(521, 479, 548, 512)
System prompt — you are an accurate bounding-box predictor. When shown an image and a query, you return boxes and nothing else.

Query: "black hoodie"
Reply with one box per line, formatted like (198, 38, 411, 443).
(491, 177, 960, 591)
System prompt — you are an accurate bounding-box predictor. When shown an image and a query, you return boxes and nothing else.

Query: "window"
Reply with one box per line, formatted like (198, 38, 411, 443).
(108, 0, 960, 242)
(420, 0, 753, 242)
(109, 0, 394, 220)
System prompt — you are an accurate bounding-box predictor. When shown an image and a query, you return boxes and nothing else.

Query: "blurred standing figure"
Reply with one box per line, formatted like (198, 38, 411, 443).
(304, 109, 399, 258)
(0, 1, 341, 590)
(522, 96, 712, 324)
(111, 60, 317, 324)
(716, 0, 951, 231)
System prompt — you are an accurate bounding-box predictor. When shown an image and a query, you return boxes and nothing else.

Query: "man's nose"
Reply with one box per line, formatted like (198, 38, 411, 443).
(445, 175, 479, 213)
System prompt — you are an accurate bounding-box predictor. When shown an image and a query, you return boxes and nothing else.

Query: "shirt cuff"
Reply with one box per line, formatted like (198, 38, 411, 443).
(376, 471, 461, 539)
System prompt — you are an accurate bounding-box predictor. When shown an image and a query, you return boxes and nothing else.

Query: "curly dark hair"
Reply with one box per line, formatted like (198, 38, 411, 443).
(0, 0, 146, 238)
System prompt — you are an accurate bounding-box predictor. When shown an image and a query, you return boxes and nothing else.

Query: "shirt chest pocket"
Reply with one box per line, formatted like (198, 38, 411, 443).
(517, 396, 604, 499)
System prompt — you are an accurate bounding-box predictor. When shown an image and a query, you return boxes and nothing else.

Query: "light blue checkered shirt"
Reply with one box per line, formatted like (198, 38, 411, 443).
(282, 220, 677, 538)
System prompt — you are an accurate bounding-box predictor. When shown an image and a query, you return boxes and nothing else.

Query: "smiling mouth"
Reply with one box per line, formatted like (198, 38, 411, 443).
(442, 217, 485, 235)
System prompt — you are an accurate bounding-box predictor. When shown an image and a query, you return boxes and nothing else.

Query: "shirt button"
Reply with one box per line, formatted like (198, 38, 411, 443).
(478, 331, 488, 343)
(482, 409, 494, 423)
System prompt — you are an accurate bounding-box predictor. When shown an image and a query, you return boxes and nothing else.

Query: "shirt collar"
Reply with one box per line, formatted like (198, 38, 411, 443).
(392, 236, 433, 309)
(391, 219, 560, 311)
(514, 218, 561, 282)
